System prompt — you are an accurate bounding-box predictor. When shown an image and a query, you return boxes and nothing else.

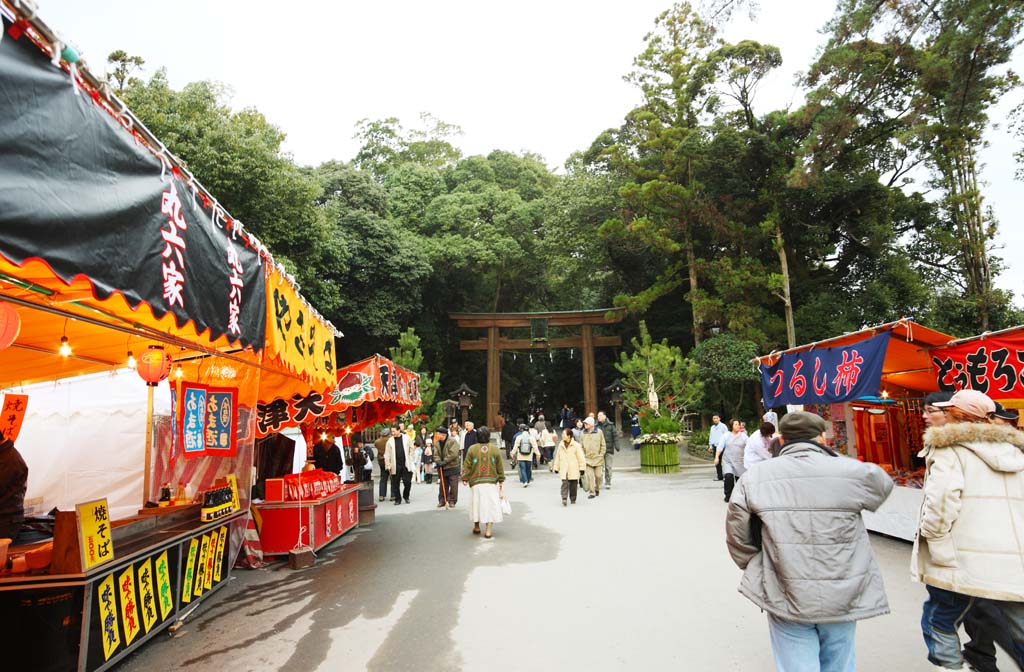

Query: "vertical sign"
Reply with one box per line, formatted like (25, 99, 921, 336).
(181, 538, 199, 604)
(181, 384, 208, 458)
(169, 387, 179, 466)
(118, 566, 141, 646)
(154, 550, 173, 620)
(96, 574, 120, 661)
(0, 393, 28, 442)
(76, 498, 114, 570)
(204, 387, 238, 456)
(203, 532, 216, 591)
(137, 558, 158, 634)
(212, 526, 227, 583)
(193, 534, 209, 598)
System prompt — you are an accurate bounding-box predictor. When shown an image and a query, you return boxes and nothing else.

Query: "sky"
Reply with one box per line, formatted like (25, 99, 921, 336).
(33, 0, 1024, 299)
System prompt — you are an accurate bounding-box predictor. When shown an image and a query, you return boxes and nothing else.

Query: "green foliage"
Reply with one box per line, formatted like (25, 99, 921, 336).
(692, 333, 760, 418)
(615, 320, 703, 420)
(388, 328, 440, 419)
(107, 50, 144, 93)
(638, 409, 681, 434)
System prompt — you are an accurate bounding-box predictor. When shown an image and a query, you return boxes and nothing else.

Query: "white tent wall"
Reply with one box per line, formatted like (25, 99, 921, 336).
(5, 370, 171, 520)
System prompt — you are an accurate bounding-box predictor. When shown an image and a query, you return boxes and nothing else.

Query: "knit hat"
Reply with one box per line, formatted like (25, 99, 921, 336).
(934, 389, 995, 419)
(779, 411, 827, 441)
(583, 416, 595, 426)
(436, 425, 449, 435)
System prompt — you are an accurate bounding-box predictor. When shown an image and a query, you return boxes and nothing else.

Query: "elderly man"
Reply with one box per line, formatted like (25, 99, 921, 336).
(726, 411, 894, 671)
(385, 425, 415, 505)
(579, 416, 607, 499)
(597, 411, 619, 489)
(434, 425, 461, 509)
(460, 421, 477, 461)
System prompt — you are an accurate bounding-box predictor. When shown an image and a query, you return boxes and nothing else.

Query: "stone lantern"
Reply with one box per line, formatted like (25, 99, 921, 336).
(451, 383, 478, 424)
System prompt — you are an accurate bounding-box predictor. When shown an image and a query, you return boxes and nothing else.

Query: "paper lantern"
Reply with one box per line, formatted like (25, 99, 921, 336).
(0, 302, 20, 351)
(137, 346, 172, 386)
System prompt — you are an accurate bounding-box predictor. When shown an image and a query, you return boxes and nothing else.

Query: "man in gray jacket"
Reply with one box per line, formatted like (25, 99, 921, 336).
(726, 411, 893, 671)
(597, 411, 618, 488)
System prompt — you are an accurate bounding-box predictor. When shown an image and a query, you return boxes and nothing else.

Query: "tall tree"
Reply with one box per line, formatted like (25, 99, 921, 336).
(106, 50, 144, 93)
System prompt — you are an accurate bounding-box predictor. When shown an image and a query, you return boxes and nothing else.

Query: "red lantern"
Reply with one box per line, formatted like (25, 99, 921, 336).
(0, 302, 20, 351)
(137, 345, 172, 386)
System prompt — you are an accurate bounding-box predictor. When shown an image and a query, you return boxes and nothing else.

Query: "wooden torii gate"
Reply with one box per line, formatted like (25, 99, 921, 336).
(449, 309, 626, 427)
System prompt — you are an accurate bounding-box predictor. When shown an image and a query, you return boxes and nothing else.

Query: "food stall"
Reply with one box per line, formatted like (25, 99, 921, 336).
(253, 355, 421, 556)
(756, 319, 955, 541)
(0, 3, 340, 669)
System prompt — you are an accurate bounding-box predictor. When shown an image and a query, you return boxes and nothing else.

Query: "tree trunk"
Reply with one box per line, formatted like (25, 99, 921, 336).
(774, 221, 797, 348)
(686, 235, 702, 346)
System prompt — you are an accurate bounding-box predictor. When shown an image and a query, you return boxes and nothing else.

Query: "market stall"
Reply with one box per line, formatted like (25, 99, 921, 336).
(756, 319, 955, 541)
(0, 3, 340, 669)
(252, 354, 420, 554)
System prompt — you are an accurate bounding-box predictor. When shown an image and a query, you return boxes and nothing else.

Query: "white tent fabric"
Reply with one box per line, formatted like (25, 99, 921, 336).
(5, 370, 171, 520)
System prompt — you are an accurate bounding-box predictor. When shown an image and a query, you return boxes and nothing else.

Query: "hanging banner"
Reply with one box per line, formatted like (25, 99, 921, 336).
(930, 335, 1024, 399)
(0, 393, 28, 442)
(204, 387, 238, 456)
(180, 384, 208, 459)
(760, 332, 891, 408)
(255, 355, 420, 438)
(265, 265, 336, 389)
(0, 27, 266, 349)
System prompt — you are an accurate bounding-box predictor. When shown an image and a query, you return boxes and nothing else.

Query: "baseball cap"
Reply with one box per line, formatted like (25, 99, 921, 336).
(934, 389, 995, 419)
(993, 402, 1019, 422)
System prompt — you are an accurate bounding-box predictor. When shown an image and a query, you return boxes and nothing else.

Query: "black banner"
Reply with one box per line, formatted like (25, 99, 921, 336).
(0, 18, 266, 349)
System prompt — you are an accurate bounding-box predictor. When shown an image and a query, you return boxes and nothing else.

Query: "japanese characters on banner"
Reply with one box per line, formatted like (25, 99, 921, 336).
(265, 265, 337, 389)
(0, 393, 28, 441)
(179, 383, 239, 458)
(254, 356, 421, 438)
(930, 335, 1024, 399)
(77, 498, 115, 571)
(760, 332, 892, 408)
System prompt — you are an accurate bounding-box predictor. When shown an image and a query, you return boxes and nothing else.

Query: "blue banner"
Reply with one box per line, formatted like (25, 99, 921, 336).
(181, 385, 207, 457)
(760, 331, 891, 408)
(204, 388, 237, 456)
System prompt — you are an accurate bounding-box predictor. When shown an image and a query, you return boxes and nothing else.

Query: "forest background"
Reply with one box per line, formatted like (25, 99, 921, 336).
(104, 0, 1024, 424)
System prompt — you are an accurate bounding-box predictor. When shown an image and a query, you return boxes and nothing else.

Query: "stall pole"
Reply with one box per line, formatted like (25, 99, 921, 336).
(143, 384, 154, 506)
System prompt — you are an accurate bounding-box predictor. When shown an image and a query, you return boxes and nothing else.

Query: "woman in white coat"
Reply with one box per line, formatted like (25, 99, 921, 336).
(744, 422, 775, 471)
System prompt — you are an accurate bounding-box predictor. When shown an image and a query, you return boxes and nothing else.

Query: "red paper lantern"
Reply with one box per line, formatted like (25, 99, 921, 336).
(137, 345, 172, 386)
(0, 302, 20, 351)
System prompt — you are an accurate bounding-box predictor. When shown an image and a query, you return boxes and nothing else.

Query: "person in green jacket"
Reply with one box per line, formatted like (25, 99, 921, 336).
(461, 427, 505, 539)
(434, 425, 461, 509)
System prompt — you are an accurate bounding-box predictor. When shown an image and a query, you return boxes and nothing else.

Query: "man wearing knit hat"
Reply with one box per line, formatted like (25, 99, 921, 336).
(726, 411, 894, 671)
(434, 425, 462, 509)
(579, 416, 606, 499)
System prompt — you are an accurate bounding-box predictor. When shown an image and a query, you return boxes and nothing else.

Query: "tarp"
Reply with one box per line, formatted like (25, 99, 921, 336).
(929, 327, 1024, 401)
(255, 355, 420, 439)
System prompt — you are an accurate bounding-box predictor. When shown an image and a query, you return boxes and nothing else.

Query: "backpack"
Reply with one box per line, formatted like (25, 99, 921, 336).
(517, 433, 533, 455)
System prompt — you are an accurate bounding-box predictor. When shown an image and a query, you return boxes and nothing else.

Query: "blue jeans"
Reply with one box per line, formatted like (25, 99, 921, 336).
(921, 585, 974, 668)
(518, 459, 533, 484)
(767, 614, 856, 672)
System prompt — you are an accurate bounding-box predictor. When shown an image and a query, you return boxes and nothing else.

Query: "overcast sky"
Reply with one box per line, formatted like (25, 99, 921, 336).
(37, 0, 1024, 300)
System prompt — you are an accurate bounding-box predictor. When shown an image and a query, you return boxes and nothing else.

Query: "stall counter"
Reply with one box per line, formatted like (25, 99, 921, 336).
(254, 483, 360, 556)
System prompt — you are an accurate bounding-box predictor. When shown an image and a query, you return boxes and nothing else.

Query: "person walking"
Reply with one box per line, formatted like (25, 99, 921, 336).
(434, 425, 461, 509)
(744, 422, 774, 471)
(630, 412, 641, 450)
(540, 422, 557, 467)
(384, 425, 414, 505)
(375, 429, 390, 502)
(709, 414, 729, 480)
(461, 421, 477, 462)
(552, 428, 586, 506)
(572, 418, 584, 444)
(512, 423, 539, 487)
(597, 411, 619, 489)
(717, 420, 748, 502)
(579, 416, 606, 499)
(462, 427, 505, 539)
(356, 439, 374, 482)
(421, 439, 435, 484)
(914, 389, 1024, 671)
(560, 403, 574, 430)
(726, 411, 894, 672)
(501, 418, 518, 460)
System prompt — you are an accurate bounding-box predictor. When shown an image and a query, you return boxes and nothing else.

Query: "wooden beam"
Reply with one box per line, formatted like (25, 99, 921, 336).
(582, 324, 596, 416)
(459, 336, 621, 351)
(486, 326, 500, 428)
(448, 308, 626, 329)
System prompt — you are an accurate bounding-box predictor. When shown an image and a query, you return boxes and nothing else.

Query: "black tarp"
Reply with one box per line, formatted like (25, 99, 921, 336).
(0, 17, 266, 350)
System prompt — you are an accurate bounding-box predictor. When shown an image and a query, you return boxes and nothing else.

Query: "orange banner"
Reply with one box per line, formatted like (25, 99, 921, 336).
(264, 266, 338, 390)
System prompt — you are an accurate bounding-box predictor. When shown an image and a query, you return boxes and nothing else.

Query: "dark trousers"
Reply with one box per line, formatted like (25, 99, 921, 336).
(724, 473, 736, 501)
(378, 467, 389, 498)
(438, 470, 459, 505)
(424, 471, 433, 484)
(560, 479, 579, 503)
(391, 468, 412, 502)
(714, 457, 723, 480)
(963, 595, 1024, 671)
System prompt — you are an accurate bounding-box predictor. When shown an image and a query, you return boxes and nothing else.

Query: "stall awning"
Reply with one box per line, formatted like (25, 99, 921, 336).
(928, 325, 1024, 402)
(255, 355, 421, 438)
(755, 319, 956, 405)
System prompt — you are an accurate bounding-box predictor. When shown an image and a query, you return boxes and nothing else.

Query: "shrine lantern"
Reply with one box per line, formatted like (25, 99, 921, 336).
(0, 302, 20, 351)
(137, 345, 172, 386)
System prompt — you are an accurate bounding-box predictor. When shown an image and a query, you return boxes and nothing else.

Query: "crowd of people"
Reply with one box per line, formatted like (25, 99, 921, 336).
(720, 390, 1024, 671)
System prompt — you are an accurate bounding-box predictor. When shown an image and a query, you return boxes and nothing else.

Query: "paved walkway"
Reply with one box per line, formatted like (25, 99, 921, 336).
(119, 462, 1009, 671)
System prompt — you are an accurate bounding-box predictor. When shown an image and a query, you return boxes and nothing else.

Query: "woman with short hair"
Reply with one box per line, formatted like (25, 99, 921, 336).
(461, 427, 506, 539)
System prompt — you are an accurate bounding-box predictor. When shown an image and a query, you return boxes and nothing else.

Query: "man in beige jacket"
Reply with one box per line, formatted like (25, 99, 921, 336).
(579, 416, 606, 499)
(914, 389, 1024, 670)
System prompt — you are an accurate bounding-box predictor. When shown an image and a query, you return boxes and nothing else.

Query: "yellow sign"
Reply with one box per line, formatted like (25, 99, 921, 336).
(96, 574, 120, 661)
(212, 526, 227, 583)
(182, 538, 198, 604)
(76, 498, 114, 570)
(266, 266, 336, 389)
(154, 550, 173, 620)
(137, 558, 158, 634)
(194, 534, 210, 598)
(117, 566, 141, 646)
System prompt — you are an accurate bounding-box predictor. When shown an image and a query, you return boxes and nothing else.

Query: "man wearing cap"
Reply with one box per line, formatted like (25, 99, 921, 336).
(913, 389, 1024, 670)
(726, 411, 894, 670)
(579, 416, 606, 499)
(434, 425, 462, 509)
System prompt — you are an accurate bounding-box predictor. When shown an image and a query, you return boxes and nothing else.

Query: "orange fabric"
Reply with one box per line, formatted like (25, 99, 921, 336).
(263, 265, 337, 391)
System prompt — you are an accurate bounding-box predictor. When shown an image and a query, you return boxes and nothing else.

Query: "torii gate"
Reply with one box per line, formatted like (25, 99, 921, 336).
(449, 309, 626, 427)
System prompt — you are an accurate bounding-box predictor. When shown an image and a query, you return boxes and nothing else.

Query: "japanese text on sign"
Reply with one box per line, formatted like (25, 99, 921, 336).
(0, 393, 28, 442)
(77, 498, 115, 570)
(137, 559, 158, 634)
(226, 243, 244, 337)
(204, 388, 237, 455)
(159, 181, 189, 308)
(182, 385, 207, 456)
(930, 336, 1024, 398)
(118, 566, 141, 646)
(97, 574, 120, 661)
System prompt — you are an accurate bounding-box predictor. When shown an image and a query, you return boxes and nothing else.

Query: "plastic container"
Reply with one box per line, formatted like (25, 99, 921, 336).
(0, 538, 10, 568)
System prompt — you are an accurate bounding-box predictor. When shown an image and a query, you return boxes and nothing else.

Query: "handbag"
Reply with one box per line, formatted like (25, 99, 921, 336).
(501, 496, 512, 515)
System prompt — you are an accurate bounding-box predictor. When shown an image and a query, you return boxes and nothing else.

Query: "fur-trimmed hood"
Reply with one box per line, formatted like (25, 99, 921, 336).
(921, 422, 1024, 473)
